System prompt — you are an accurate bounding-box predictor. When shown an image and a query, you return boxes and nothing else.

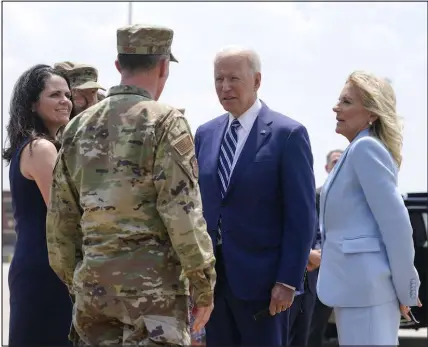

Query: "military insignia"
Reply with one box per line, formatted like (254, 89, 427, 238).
(122, 46, 137, 54)
(172, 133, 193, 156)
(190, 155, 198, 178)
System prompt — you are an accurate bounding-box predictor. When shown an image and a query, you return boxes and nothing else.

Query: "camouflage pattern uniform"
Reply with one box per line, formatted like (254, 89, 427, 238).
(176, 108, 205, 346)
(54, 61, 106, 92)
(46, 24, 216, 346)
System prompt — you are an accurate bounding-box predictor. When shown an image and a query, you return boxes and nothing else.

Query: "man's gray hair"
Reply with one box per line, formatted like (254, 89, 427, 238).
(326, 149, 343, 164)
(214, 46, 262, 74)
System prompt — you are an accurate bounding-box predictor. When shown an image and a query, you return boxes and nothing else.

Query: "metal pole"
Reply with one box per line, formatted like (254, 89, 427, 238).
(128, 2, 133, 25)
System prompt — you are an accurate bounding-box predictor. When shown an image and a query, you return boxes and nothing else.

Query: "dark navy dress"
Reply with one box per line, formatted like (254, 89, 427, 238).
(8, 139, 73, 346)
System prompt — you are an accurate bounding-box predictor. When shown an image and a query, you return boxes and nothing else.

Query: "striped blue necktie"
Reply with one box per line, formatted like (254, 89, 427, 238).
(218, 119, 241, 198)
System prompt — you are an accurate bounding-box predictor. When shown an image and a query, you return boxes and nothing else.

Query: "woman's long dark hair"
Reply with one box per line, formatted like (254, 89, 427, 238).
(2, 64, 76, 164)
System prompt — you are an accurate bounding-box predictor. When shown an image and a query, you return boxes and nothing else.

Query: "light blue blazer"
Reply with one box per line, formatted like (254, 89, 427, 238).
(317, 128, 420, 308)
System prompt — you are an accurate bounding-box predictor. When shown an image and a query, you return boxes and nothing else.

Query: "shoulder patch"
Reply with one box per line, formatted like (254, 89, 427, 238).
(172, 133, 193, 156)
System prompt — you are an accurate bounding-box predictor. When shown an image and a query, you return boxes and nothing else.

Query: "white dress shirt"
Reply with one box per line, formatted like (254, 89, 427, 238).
(226, 98, 261, 174)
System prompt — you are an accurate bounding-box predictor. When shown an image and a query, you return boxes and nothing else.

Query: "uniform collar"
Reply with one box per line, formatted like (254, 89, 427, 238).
(106, 85, 152, 99)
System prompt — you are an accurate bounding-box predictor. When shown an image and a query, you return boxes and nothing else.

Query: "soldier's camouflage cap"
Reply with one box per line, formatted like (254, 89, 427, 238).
(116, 24, 178, 63)
(54, 61, 106, 91)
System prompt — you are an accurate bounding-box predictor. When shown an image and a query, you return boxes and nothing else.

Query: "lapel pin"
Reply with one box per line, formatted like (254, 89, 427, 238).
(261, 130, 266, 135)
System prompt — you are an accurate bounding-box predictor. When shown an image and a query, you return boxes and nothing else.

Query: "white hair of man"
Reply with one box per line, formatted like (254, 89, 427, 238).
(214, 46, 262, 75)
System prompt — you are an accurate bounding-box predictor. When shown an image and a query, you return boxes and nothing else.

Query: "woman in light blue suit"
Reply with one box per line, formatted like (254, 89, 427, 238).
(317, 71, 422, 345)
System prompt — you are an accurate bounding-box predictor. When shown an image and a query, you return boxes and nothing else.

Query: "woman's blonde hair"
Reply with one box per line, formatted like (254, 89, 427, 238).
(347, 71, 403, 168)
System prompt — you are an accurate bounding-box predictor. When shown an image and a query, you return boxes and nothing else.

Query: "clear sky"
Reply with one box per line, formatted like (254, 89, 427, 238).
(2, 2, 427, 193)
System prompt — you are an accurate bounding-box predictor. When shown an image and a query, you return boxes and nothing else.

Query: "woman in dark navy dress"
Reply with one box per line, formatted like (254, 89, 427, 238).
(2, 64, 76, 346)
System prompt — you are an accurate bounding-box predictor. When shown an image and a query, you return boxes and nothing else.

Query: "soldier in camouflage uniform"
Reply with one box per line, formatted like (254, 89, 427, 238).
(46, 24, 216, 346)
(54, 62, 106, 114)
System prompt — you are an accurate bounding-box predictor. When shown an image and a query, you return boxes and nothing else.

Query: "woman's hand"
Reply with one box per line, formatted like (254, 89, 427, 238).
(400, 298, 422, 321)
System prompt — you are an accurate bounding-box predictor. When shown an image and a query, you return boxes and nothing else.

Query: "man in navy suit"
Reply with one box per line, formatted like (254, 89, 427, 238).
(194, 46, 316, 346)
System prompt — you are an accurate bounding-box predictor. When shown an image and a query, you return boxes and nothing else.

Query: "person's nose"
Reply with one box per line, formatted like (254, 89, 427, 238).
(59, 95, 71, 107)
(222, 80, 232, 92)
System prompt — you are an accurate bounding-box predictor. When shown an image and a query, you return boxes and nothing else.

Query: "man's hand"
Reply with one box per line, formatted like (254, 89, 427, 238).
(269, 284, 295, 316)
(192, 303, 214, 333)
(307, 249, 321, 271)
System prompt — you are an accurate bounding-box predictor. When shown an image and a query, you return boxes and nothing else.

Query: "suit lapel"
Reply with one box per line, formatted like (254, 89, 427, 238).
(321, 148, 349, 206)
(225, 103, 272, 197)
(320, 128, 371, 233)
(210, 115, 229, 190)
(319, 147, 350, 243)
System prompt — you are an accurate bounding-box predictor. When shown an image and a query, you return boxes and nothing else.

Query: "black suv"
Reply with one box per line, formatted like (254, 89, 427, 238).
(400, 192, 427, 329)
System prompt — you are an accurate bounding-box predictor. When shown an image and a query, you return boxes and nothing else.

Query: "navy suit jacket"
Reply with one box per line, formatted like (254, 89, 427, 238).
(194, 101, 316, 301)
(305, 188, 322, 295)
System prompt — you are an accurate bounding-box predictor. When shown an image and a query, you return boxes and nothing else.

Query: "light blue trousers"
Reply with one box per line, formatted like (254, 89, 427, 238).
(334, 299, 400, 345)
